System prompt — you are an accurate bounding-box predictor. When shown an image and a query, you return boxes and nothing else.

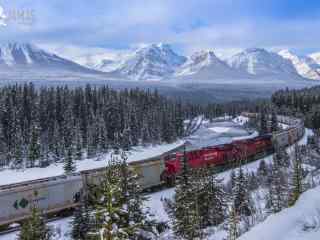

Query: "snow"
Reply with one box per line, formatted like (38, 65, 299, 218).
(279, 122, 289, 129)
(0, 217, 72, 240)
(145, 188, 175, 222)
(208, 127, 231, 133)
(238, 186, 320, 240)
(278, 49, 320, 80)
(185, 119, 251, 151)
(232, 131, 258, 141)
(0, 140, 185, 187)
(175, 50, 232, 77)
(310, 52, 320, 65)
(113, 43, 187, 80)
(232, 115, 249, 125)
(227, 48, 298, 77)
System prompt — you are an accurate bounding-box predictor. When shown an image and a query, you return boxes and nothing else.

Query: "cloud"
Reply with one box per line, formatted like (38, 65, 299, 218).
(1, 0, 320, 55)
(0, 5, 7, 26)
(38, 42, 130, 65)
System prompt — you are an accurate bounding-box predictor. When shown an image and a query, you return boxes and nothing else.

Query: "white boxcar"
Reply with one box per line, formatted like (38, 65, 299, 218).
(0, 175, 82, 226)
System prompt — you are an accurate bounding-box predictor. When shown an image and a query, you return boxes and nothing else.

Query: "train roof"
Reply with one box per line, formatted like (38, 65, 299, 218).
(0, 140, 185, 189)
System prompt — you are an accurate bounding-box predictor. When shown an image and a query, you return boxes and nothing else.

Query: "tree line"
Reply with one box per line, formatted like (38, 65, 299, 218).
(0, 84, 188, 169)
(272, 86, 320, 129)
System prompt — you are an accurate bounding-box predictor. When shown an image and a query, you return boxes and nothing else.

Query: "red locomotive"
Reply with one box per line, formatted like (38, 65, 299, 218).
(161, 134, 273, 185)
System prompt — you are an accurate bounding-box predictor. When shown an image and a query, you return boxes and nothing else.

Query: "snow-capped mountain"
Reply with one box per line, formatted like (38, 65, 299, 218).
(0, 43, 96, 73)
(309, 52, 320, 65)
(227, 48, 299, 77)
(87, 43, 186, 80)
(176, 50, 228, 76)
(278, 50, 320, 80)
(115, 43, 186, 80)
(175, 50, 247, 80)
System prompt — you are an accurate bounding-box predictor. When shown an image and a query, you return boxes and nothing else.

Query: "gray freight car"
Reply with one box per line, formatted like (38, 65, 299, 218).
(0, 175, 82, 226)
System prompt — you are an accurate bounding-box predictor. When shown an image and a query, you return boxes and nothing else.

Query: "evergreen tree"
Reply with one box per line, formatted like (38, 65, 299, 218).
(274, 141, 290, 168)
(167, 148, 203, 240)
(119, 151, 157, 239)
(228, 204, 239, 240)
(92, 153, 157, 240)
(271, 110, 278, 132)
(259, 109, 268, 135)
(232, 167, 252, 216)
(64, 146, 76, 174)
(18, 205, 53, 240)
(268, 155, 287, 213)
(195, 165, 226, 227)
(28, 124, 41, 168)
(71, 201, 92, 240)
(289, 146, 304, 206)
(93, 156, 130, 240)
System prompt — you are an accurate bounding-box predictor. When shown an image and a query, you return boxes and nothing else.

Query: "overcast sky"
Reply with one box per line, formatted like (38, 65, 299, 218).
(0, 0, 320, 57)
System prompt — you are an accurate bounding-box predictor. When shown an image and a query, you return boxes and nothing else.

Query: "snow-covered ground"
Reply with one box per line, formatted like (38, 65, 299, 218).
(238, 186, 320, 240)
(0, 217, 72, 240)
(0, 140, 185, 187)
(186, 118, 252, 151)
(233, 115, 249, 125)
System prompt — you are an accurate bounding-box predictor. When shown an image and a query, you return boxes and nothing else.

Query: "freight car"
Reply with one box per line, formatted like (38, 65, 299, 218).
(0, 114, 305, 227)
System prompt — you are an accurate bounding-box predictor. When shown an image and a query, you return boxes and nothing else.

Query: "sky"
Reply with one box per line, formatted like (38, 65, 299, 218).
(0, 0, 320, 59)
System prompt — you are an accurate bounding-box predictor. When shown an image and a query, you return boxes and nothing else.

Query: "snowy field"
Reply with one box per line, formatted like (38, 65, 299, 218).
(238, 186, 320, 240)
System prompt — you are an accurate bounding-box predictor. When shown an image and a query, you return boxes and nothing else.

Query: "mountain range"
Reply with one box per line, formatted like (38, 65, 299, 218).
(1, 42, 320, 82)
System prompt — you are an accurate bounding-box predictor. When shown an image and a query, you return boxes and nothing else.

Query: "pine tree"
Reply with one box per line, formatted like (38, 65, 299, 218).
(92, 153, 156, 240)
(167, 147, 203, 240)
(271, 110, 278, 132)
(195, 165, 226, 227)
(228, 204, 239, 240)
(71, 201, 92, 240)
(268, 155, 287, 213)
(119, 151, 157, 239)
(289, 146, 304, 206)
(64, 146, 76, 174)
(232, 167, 252, 216)
(28, 124, 41, 168)
(18, 205, 53, 240)
(259, 109, 268, 135)
(73, 122, 83, 161)
(274, 141, 290, 168)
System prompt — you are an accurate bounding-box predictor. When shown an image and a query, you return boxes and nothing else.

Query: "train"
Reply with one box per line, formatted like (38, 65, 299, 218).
(161, 114, 305, 184)
(0, 114, 304, 227)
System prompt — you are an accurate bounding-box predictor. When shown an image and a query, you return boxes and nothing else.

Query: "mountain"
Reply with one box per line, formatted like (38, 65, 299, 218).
(0, 43, 98, 73)
(309, 52, 320, 65)
(115, 43, 186, 80)
(278, 49, 320, 80)
(87, 43, 186, 80)
(0, 43, 124, 81)
(227, 48, 299, 78)
(175, 50, 248, 80)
